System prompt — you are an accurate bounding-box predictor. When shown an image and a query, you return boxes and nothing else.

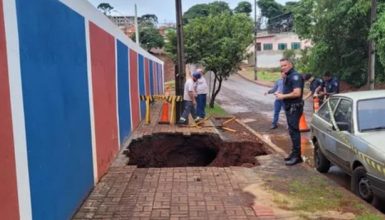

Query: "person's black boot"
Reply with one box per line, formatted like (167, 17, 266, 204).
(284, 152, 294, 161)
(285, 156, 303, 166)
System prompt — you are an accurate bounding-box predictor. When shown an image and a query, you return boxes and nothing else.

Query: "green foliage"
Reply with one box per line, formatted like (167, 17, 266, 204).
(164, 29, 177, 62)
(292, 0, 385, 87)
(257, 0, 285, 19)
(370, 2, 385, 70)
(184, 13, 253, 106)
(97, 3, 113, 15)
(234, 1, 252, 16)
(140, 14, 158, 27)
(183, 4, 210, 24)
(282, 49, 296, 61)
(184, 13, 253, 77)
(182, 1, 231, 24)
(131, 26, 164, 52)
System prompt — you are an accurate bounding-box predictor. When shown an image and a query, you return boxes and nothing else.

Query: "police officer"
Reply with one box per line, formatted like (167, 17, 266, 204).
(303, 74, 325, 107)
(323, 71, 339, 97)
(275, 58, 304, 166)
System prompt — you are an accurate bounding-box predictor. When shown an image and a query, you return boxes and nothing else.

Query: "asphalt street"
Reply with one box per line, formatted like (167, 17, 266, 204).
(212, 73, 385, 213)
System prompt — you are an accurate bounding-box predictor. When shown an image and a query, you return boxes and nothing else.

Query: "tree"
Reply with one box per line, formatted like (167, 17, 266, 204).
(234, 1, 252, 16)
(97, 3, 113, 15)
(140, 14, 158, 27)
(131, 26, 164, 52)
(292, 0, 385, 87)
(184, 13, 253, 107)
(183, 2, 232, 24)
(370, 1, 385, 82)
(183, 4, 210, 24)
(257, 0, 285, 20)
(164, 29, 177, 61)
(208, 1, 232, 16)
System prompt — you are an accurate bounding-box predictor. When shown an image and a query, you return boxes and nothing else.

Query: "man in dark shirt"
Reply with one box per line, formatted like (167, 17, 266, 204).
(275, 58, 304, 166)
(303, 75, 325, 109)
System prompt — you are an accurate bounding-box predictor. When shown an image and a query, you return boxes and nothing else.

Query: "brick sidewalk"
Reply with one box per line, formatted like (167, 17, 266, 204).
(72, 103, 274, 220)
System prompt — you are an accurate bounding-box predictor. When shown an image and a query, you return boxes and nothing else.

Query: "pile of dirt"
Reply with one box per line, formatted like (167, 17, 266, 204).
(126, 133, 269, 168)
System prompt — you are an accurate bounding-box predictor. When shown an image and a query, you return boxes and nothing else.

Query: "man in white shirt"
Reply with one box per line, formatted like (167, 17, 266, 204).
(177, 72, 201, 125)
(195, 69, 209, 119)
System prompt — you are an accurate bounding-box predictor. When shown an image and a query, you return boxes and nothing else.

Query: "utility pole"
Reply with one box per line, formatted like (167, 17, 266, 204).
(175, 0, 185, 119)
(134, 4, 139, 44)
(368, 0, 376, 90)
(254, 0, 258, 80)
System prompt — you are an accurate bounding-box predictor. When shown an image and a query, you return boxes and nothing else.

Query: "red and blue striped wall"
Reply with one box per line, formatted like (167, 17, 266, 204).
(0, 0, 164, 219)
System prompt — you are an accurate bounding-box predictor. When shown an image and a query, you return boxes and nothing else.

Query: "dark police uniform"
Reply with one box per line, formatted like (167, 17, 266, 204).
(309, 78, 324, 94)
(310, 77, 325, 106)
(283, 68, 304, 161)
(324, 77, 339, 94)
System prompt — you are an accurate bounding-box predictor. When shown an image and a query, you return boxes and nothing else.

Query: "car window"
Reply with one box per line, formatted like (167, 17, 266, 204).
(334, 99, 352, 132)
(317, 98, 339, 123)
(358, 98, 385, 132)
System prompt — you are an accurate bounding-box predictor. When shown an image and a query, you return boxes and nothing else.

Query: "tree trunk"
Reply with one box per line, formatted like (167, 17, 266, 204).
(209, 73, 223, 108)
(209, 74, 218, 108)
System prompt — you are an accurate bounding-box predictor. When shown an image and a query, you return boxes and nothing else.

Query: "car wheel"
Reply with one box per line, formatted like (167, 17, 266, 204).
(351, 166, 374, 203)
(314, 145, 330, 173)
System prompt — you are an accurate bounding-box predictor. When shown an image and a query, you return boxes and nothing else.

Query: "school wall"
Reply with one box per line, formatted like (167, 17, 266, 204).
(0, 0, 164, 219)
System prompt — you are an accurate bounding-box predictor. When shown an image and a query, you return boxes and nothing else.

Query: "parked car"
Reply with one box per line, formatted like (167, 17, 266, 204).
(310, 90, 385, 202)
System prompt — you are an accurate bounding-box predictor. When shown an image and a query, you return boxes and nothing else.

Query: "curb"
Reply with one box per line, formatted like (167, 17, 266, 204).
(235, 119, 287, 157)
(237, 73, 274, 88)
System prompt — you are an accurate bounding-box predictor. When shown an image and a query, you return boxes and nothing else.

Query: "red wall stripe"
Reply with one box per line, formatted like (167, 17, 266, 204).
(89, 22, 118, 178)
(129, 50, 140, 128)
(145, 58, 150, 95)
(0, 1, 20, 219)
(153, 62, 157, 94)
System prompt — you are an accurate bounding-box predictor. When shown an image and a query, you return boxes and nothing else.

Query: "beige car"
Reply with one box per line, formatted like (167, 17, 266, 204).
(311, 90, 385, 202)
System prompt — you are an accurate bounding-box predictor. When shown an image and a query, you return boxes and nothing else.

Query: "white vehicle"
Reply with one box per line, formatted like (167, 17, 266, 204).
(311, 90, 385, 202)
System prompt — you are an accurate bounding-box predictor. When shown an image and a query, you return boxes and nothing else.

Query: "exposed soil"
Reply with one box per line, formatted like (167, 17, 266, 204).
(126, 133, 269, 168)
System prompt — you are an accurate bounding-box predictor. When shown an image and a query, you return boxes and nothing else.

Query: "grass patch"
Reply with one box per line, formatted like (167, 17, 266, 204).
(240, 67, 281, 82)
(288, 177, 342, 212)
(205, 104, 228, 117)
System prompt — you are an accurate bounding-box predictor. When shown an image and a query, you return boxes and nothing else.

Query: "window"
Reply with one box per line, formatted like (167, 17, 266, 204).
(278, 43, 287, 50)
(334, 99, 353, 132)
(263, 43, 273, 51)
(317, 98, 339, 123)
(358, 98, 385, 132)
(291, 42, 301, 50)
(257, 43, 262, 51)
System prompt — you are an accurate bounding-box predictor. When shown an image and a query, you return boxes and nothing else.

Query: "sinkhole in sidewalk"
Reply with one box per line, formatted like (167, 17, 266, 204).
(126, 134, 269, 168)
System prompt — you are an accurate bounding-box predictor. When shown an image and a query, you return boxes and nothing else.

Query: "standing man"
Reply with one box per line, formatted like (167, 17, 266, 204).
(275, 58, 304, 166)
(177, 72, 201, 125)
(195, 68, 209, 119)
(264, 71, 285, 129)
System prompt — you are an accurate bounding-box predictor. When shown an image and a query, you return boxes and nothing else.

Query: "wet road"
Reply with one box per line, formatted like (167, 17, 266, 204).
(213, 74, 385, 212)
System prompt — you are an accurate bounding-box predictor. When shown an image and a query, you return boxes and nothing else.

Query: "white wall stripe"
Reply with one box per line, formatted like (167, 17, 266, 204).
(59, 0, 163, 64)
(3, 0, 33, 219)
(114, 40, 120, 146)
(85, 20, 98, 184)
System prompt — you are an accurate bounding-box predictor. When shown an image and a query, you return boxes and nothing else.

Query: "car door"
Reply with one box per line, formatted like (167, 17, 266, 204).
(331, 98, 354, 171)
(315, 97, 339, 157)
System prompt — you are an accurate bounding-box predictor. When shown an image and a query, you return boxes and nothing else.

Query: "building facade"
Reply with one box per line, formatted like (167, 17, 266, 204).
(247, 31, 312, 68)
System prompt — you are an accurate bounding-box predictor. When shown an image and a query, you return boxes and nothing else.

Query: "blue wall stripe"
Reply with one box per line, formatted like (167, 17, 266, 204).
(16, 1, 93, 219)
(149, 60, 154, 95)
(117, 40, 132, 144)
(138, 55, 146, 118)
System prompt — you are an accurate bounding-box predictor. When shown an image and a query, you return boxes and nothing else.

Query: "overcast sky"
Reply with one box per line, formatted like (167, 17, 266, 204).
(87, 0, 296, 24)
